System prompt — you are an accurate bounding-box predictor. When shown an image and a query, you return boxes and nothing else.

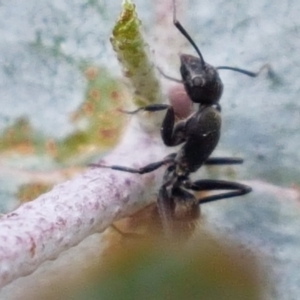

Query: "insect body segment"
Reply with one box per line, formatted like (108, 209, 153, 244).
(173, 106, 221, 174)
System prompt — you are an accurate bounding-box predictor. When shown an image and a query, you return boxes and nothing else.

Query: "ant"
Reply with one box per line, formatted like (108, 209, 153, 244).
(91, 0, 271, 239)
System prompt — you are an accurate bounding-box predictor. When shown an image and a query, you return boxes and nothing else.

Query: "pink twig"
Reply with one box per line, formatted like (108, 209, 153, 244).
(0, 119, 167, 288)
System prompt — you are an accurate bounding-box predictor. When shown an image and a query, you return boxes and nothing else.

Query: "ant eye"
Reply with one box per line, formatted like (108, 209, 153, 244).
(192, 76, 203, 87)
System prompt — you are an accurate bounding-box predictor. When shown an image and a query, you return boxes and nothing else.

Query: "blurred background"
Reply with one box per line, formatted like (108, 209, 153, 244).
(0, 0, 300, 299)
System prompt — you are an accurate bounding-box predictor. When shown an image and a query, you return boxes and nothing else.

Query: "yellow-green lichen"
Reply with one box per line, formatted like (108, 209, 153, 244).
(111, 0, 163, 106)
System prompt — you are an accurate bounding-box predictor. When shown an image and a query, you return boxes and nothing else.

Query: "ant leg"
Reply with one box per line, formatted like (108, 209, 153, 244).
(157, 184, 174, 239)
(205, 157, 244, 165)
(160, 106, 188, 146)
(217, 63, 274, 78)
(184, 179, 252, 204)
(157, 66, 182, 83)
(121, 104, 181, 148)
(120, 100, 187, 147)
(90, 153, 176, 174)
(161, 106, 175, 146)
(171, 187, 199, 219)
(158, 186, 199, 239)
(90, 156, 174, 175)
(119, 104, 170, 115)
(110, 224, 143, 239)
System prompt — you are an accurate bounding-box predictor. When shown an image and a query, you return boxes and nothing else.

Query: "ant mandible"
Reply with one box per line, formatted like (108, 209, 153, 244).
(91, 0, 270, 239)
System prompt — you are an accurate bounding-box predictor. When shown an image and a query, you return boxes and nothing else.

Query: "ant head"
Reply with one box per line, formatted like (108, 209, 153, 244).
(179, 54, 223, 105)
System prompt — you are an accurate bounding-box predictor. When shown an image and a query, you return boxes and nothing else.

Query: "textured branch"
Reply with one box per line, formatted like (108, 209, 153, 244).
(0, 118, 167, 288)
(0, 0, 169, 289)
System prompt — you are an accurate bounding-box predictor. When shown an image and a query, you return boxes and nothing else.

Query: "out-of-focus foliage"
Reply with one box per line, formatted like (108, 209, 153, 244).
(74, 229, 264, 300)
(0, 118, 43, 154)
(16, 183, 51, 203)
(0, 66, 126, 163)
(57, 66, 127, 162)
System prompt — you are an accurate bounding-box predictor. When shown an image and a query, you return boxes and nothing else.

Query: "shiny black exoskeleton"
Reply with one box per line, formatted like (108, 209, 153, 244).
(91, 0, 271, 239)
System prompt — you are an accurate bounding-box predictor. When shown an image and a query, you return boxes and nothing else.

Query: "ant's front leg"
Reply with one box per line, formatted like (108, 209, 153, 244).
(161, 106, 188, 146)
(120, 104, 170, 115)
(121, 104, 188, 147)
(184, 179, 252, 204)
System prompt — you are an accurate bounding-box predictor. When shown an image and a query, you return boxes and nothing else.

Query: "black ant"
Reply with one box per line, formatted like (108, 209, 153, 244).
(91, 0, 271, 239)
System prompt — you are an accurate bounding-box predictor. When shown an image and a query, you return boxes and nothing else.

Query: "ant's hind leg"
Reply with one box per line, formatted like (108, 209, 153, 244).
(204, 157, 244, 165)
(184, 179, 252, 204)
(110, 224, 143, 239)
(157, 185, 174, 239)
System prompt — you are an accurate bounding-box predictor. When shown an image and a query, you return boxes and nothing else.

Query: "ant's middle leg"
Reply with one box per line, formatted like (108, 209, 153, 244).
(90, 154, 176, 175)
(184, 179, 252, 204)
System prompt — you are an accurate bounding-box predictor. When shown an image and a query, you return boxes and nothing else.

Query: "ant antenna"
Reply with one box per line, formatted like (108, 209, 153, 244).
(157, 66, 182, 83)
(172, 0, 205, 66)
(217, 64, 272, 78)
